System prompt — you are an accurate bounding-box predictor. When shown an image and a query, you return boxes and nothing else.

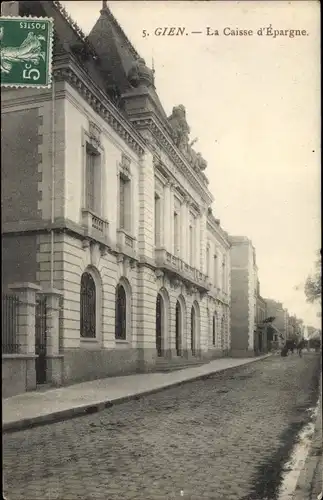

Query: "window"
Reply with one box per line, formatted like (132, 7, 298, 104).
(80, 272, 96, 338)
(115, 284, 127, 340)
(119, 174, 131, 232)
(213, 254, 218, 287)
(155, 194, 161, 246)
(206, 245, 210, 276)
(85, 145, 100, 213)
(174, 211, 180, 255)
(221, 317, 225, 349)
(189, 225, 194, 266)
(222, 257, 226, 291)
(191, 306, 195, 355)
(213, 314, 217, 346)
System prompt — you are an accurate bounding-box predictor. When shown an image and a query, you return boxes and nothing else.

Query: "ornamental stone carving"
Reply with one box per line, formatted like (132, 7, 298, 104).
(167, 104, 208, 172)
(89, 121, 102, 149)
(167, 105, 190, 152)
(172, 278, 181, 289)
(187, 285, 197, 296)
(155, 269, 164, 279)
(100, 244, 108, 257)
(82, 238, 90, 249)
(127, 57, 154, 88)
(129, 259, 137, 269)
(120, 153, 131, 176)
(196, 152, 207, 171)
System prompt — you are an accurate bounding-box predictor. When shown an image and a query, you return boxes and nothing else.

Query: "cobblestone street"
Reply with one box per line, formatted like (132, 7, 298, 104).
(3, 354, 321, 500)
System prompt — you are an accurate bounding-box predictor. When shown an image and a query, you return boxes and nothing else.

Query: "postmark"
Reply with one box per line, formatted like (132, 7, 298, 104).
(0, 16, 53, 88)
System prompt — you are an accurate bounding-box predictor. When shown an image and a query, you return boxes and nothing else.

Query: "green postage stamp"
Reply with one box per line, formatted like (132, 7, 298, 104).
(0, 16, 53, 88)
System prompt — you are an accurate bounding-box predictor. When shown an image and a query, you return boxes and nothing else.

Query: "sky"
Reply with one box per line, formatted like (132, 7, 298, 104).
(62, 1, 321, 328)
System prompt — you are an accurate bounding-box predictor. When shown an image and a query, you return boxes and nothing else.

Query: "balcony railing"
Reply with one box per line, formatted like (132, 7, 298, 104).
(117, 229, 137, 254)
(155, 248, 210, 291)
(82, 209, 109, 241)
(201, 283, 230, 304)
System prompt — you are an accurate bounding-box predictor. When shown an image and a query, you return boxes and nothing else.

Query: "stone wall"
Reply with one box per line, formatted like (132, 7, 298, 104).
(230, 268, 249, 352)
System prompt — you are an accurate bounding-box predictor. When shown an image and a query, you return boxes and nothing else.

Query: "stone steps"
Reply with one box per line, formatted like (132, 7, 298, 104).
(155, 358, 209, 373)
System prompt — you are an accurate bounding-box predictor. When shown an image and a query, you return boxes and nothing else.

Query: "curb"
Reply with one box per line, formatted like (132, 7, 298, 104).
(293, 370, 322, 500)
(3, 355, 270, 434)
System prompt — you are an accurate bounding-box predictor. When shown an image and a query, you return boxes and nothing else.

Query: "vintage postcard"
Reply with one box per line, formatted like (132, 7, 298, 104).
(1, 1, 321, 500)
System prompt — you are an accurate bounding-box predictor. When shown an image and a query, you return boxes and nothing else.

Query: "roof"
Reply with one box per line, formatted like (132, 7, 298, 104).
(87, 3, 168, 121)
(19, 1, 108, 94)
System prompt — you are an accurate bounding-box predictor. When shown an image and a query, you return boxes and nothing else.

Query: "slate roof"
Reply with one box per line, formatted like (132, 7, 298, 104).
(88, 3, 169, 122)
(19, 1, 121, 105)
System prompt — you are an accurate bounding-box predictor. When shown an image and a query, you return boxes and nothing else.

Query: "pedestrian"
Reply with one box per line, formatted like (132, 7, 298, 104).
(281, 344, 288, 357)
(297, 338, 305, 357)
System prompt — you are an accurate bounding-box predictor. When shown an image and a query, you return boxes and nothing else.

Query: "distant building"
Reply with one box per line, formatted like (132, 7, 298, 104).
(283, 308, 289, 340)
(265, 299, 288, 342)
(255, 285, 267, 354)
(229, 236, 260, 357)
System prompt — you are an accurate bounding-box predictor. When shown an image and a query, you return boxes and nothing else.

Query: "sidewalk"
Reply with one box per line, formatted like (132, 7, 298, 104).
(2, 355, 270, 433)
(294, 367, 322, 500)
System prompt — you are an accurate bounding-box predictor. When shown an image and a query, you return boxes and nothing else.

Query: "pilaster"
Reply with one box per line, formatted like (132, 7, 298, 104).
(169, 182, 175, 254)
(163, 182, 171, 251)
(138, 151, 154, 259)
(38, 288, 64, 385)
(199, 207, 207, 273)
(136, 266, 157, 370)
(180, 200, 187, 262)
(186, 200, 192, 265)
(8, 282, 41, 355)
(8, 282, 41, 392)
(195, 215, 200, 270)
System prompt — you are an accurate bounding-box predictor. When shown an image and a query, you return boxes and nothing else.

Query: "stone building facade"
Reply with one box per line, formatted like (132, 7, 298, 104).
(287, 314, 304, 341)
(229, 236, 259, 357)
(1, 1, 231, 386)
(255, 283, 268, 354)
(265, 299, 289, 341)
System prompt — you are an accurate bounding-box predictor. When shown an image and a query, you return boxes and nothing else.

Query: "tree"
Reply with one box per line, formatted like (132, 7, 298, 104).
(304, 250, 321, 304)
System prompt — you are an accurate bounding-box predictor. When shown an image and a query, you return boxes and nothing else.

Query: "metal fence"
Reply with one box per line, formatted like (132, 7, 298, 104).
(2, 293, 19, 354)
(35, 296, 48, 384)
(59, 295, 64, 353)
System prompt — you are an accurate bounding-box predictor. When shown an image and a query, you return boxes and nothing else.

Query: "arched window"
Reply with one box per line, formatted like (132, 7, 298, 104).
(221, 316, 225, 349)
(213, 314, 217, 346)
(175, 300, 181, 356)
(191, 306, 195, 355)
(156, 293, 163, 356)
(80, 272, 96, 338)
(115, 284, 127, 340)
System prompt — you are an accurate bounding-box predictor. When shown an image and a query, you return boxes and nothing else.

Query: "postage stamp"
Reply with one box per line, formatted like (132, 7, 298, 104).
(0, 16, 54, 88)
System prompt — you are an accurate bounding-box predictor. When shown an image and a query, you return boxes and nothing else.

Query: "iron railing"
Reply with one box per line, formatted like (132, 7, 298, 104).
(35, 296, 48, 384)
(2, 293, 19, 354)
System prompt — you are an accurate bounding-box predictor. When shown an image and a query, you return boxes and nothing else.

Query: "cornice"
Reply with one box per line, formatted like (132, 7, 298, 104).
(131, 116, 214, 206)
(207, 220, 230, 248)
(52, 55, 147, 157)
(154, 161, 202, 209)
